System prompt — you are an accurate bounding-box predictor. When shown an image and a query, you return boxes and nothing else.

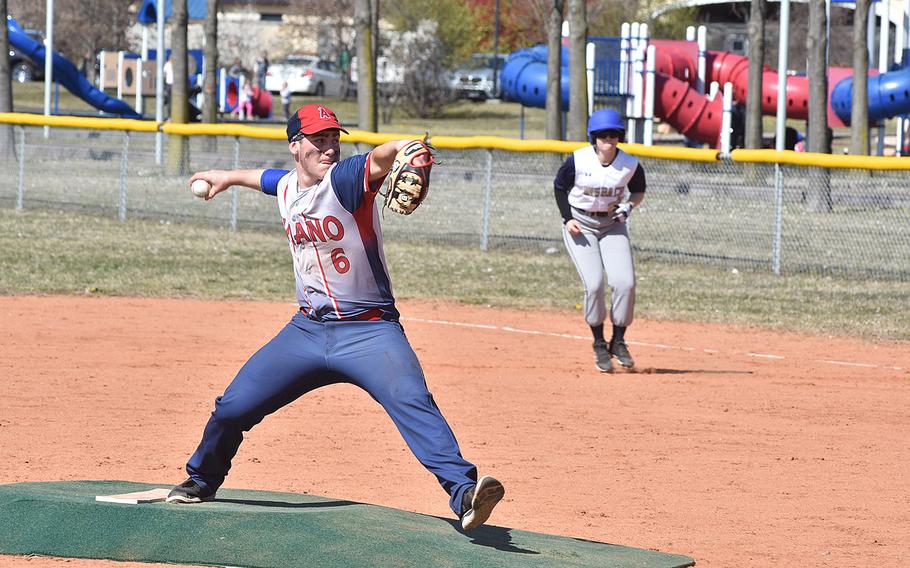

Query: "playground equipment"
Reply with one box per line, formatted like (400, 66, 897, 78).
(218, 71, 273, 120)
(500, 21, 910, 151)
(6, 15, 140, 118)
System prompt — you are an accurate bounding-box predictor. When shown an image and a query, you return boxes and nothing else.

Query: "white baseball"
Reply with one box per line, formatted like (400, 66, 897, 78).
(191, 179, 211, 199)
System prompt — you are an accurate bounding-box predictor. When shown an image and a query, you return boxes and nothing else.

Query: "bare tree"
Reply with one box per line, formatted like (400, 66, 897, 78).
(566, 0, 587, 141)
(168, 0, 190, 175)
(289, 0, 355, 59)
(745, 0, 766, 149)
(806, 0, 831, 211)
(544, 0, 564, 141)
(511, 0, 610, 45)
(807, 0, 829, 153)
(9, 0, 133, 62)
(355, 0, 377, 131)
(202, 0, 219, 126)
(850, 0, 870, 155)
(1, 0, 16, 159)
(382, 21, 454, 119)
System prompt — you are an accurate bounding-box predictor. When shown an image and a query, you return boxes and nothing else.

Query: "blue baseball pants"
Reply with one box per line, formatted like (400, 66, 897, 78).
(184, 311, 478, 516)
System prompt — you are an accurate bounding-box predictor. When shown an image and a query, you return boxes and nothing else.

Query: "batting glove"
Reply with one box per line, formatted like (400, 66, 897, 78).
(611, 202, 632, 223)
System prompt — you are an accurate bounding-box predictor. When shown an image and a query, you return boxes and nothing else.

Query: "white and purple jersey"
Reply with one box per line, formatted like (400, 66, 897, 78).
(260, 153, 397, 322)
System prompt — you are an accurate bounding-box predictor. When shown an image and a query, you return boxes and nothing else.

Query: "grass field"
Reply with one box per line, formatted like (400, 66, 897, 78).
(1, 208, 907, 341)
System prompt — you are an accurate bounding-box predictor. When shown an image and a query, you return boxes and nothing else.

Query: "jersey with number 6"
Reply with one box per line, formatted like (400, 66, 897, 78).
(261, 154, 396, 322)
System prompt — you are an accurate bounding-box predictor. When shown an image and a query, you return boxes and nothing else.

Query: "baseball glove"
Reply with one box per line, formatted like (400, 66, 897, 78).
(383, 135, 436, 215)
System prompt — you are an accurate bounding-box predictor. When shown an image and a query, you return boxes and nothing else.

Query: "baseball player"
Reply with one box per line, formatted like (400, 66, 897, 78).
(167, 104, 505, 532)
(553, 108, 646, 373)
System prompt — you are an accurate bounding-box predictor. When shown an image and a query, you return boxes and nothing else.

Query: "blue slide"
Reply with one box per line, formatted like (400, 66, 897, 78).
(502, 38, 910, 128)
(500, 45, 572, 111)
(830, 66, 910, 125)
(6, 15, 140, 118)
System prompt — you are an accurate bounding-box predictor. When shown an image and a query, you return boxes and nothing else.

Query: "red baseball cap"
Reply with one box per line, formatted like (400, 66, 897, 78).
(286, 104, 349, 141)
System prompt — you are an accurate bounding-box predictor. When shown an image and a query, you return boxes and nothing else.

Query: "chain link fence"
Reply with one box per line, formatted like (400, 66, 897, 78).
(2, 123, 909, 281)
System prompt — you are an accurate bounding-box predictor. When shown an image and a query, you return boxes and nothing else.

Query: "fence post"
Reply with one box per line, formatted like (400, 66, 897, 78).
(119, 131, 130, 222)
(231, 136, 240, 230)
(480, 149, 493, 251)
(16, 126, 26, 211)
(772, 163, 784, 275)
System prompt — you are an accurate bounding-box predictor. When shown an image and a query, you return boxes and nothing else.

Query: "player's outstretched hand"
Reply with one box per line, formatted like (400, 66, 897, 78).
(189, 170, 233, 201)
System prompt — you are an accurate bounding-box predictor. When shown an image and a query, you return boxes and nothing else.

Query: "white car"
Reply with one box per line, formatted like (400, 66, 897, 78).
(264, 55, 346, 97)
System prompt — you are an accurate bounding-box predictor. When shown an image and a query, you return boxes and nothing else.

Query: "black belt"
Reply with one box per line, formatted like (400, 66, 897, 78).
(573, 206, 612, 217)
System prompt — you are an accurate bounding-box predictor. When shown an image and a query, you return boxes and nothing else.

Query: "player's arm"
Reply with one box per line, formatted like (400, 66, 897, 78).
(367, 139, 414, 182)
(626, 164, 646, 209)
(188, 169, 272, 200)
(554, 156, 582, 235)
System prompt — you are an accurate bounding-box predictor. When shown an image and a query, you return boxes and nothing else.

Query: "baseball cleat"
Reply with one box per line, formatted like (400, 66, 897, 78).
(461, 476, 505, 531)
(593, 340, 613, 373)
(166, 477, 215, 504)
(610, 339, 635, 368)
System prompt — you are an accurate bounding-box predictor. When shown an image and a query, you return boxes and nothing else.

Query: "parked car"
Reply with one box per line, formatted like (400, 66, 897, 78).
(8, 29, 45, 83)
(264, 55, 345, 97)
(451, 53, 507, 101)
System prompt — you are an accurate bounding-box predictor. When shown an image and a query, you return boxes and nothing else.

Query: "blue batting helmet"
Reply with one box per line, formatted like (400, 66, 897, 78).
(587, 108, 625, 143)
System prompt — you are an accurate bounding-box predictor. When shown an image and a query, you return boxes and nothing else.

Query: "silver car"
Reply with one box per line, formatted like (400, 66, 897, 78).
(451, 53, 507, 101)
(265, 55, 344, 97)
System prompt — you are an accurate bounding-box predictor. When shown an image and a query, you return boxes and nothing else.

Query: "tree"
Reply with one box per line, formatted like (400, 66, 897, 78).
(355, 0, 377, 131)
(806, 0, 831, 211)
(745, 0, 766, 149)
(566, 0, 587, 141)
(385, 0, 482, 68)
(807, 0, 829, 153)
(1, 0, 15, 160)
(167, 0, 190, 175)
(289, 0, 355, 55)
(9, 0, 133, 64)
(201, 0, 219, 127)
(382, 21, 455, 118)
(648, 7, 699, 41)
(544, 0, 563, 141)
(850, 0, 870, 156)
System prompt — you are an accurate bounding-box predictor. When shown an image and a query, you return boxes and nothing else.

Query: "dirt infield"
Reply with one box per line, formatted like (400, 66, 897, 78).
(1, 295, 908, 568)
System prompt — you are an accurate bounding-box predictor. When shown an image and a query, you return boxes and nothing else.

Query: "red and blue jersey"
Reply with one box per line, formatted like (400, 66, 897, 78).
(261, 153, 397, 321)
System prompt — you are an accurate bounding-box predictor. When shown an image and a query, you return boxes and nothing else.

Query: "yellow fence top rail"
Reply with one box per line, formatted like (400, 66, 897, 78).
(731, 148, 910, 170)
(5, 112, 910, 170)
(0, 112, 159, 133)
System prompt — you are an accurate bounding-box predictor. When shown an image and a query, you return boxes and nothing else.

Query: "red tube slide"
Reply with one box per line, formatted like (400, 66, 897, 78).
(707, 50, 810, 119)
(646, 39, 850, 144)
(652, 72, 725, 146)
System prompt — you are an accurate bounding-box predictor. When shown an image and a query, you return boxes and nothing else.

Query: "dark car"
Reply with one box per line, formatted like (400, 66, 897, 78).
(8, 29, 45, 83)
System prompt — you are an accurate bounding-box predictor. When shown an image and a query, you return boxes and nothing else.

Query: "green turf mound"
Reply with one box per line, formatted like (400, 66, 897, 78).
(0, 481, 694, 568)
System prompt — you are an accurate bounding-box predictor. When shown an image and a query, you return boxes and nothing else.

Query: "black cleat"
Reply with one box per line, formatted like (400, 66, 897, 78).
(461, 476, 505, 531)
(166, 477, 214, 504)
(593, 340, 613, 373)
(610, 339, 635, 368)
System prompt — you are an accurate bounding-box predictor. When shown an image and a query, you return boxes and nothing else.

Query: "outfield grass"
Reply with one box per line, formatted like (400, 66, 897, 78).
(1, 209, 906, 341)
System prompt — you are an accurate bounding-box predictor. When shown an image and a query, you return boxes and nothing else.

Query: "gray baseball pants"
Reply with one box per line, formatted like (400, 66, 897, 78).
(562, 212, 636, 328)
